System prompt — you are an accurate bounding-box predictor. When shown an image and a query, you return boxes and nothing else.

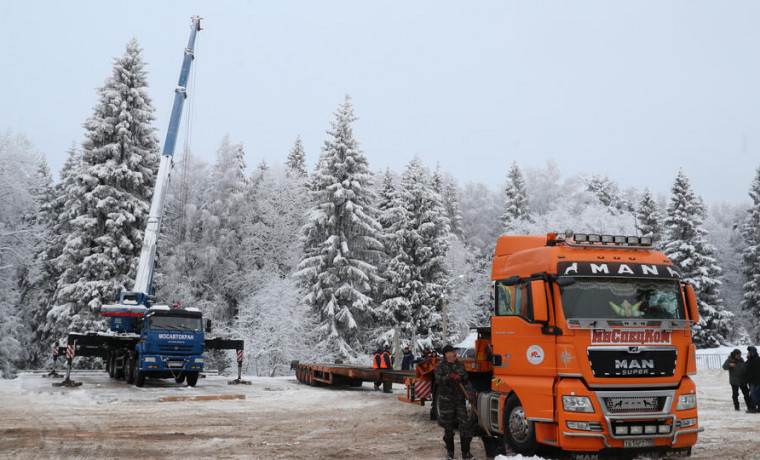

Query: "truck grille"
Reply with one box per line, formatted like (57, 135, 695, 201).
(602, 396, 667, 413)
(158, 344, 194, 354)
(587, 347, 676, 378)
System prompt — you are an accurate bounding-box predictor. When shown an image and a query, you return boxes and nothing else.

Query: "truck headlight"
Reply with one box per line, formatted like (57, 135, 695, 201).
(676, 393, 697, 411)
(144, 357, 156, 363)
(194, 358, 204, 363)
(562, 395, 595, 413)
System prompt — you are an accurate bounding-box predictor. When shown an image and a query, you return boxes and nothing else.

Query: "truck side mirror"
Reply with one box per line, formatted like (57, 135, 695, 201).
(531, 280, 549, 323)
(684, 284, 699, 324)
(205, 319, 212, 333)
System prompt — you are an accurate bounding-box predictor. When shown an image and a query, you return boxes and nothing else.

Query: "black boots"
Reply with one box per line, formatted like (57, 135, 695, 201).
(461, 437, 475, 460)
(444, 434, 455, 460)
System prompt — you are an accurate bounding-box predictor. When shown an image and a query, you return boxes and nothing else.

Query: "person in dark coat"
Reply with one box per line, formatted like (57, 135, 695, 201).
(723, 348, 751, 411)
(434, 344, 475, 460)
(380, 346, 393, 393)
(401, 346, 415, 370)
(745, 346, 760, 412)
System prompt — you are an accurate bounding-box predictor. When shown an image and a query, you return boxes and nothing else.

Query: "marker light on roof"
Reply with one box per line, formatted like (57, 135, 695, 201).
(588, 234, 601, 243)
(601, 235, 614, 243)
(613, 235, 626, 244)
(574, 234, 588, 243)
(640, 236, 653, 245)
(627, 236, 640, 245)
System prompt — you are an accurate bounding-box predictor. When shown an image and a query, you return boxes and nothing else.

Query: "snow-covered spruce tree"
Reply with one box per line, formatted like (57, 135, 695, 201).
(586, 174, 623, 212)
(286, 135, 307, 177)
(741, 166, 760, 339)
(296, 95, 383, 362)
(662, 170, 732, 347)
(636, 187, 663, 241)
(55, 39, 160, 333)
(192, 135, 248, 324)
(378, 156, 451, 350)
(443, 176, 464, 238)
(502, 161, 532, 233)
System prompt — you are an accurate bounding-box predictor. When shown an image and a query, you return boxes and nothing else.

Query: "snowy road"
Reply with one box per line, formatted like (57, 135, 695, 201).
(0, 368, 755, 459)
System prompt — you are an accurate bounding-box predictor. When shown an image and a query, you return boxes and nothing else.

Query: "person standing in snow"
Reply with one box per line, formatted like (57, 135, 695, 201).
(401, 346, 415, 370)
(372, 348, 383, 391)
(381, 346, 393, 393)
(434, 344, 475, 460)
(722, 349, 751, 411)
(745, 346, 760, 413)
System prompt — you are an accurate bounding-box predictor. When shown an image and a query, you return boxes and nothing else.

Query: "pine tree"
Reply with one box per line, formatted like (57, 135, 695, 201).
(54, 39, 160, 333)
(502, 161, 532, 232)
(741, 166, 760, 339)
(193, 136, 248, 323)
(662, 170, 732, 347)
(296, 95, 383, 361)
(636, 188, 663, 241)
(443, 177, 464, 238)
(286, 135, 307, 176)
(377, 156, 451, 349)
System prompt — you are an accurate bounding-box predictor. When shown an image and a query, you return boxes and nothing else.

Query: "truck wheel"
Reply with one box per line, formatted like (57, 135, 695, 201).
(134, 366, 146, 387)
(186, 372, 199, 387)
(503, 394, 537, 456)
(175, 374, 186, 384)
(108, 354, 116, 378)
(125, 358, 135, 384)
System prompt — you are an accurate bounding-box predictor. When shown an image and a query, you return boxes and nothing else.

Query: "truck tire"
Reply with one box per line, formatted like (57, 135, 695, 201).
(503, 394, 537, 456)
(125, 358, 135, 384)
(108, 354, 116, 379)
(175, 373, 186, 384)
(186, 372, 199, 387)
(134, 367, 146, 387)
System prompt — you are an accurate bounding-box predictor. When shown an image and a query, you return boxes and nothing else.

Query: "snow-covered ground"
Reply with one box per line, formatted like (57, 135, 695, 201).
(0, 364, 755, 459)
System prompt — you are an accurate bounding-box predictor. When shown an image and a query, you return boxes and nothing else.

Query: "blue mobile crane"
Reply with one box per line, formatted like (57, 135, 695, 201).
(54, 17, 247, 388)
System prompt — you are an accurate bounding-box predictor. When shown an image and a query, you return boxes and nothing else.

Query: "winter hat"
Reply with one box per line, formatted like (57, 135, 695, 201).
(441, 344, 456, 355)
(732, 349, 741, 357)
(748, 346, 757, 356)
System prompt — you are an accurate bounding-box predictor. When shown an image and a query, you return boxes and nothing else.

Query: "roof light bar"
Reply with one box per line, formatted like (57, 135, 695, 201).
(569, 232, 654, 248)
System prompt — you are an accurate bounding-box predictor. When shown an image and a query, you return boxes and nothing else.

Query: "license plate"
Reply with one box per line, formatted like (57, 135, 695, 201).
(167, 362, 183, 368)
(624, 439, 654, 448)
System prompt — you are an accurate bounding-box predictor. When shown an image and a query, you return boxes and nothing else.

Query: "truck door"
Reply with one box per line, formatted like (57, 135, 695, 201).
(491, 278, 557, 421)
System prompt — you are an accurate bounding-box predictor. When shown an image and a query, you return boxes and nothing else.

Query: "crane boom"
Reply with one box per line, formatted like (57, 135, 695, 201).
(133, 16, 202, 296)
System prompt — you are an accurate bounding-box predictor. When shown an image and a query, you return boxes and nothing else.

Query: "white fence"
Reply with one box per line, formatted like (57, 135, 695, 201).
(696, 354, 725, 370)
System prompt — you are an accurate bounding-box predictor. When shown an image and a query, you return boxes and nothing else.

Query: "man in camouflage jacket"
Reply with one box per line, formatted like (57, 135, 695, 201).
(435, 344, 475, 460)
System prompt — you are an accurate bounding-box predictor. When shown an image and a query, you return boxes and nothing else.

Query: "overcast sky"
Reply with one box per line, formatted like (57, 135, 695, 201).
(2, 1, 759, 204)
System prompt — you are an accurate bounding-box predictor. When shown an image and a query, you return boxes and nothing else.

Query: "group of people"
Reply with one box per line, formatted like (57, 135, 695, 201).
(722, 345, 760, 412)
(371, 344, 475, 459)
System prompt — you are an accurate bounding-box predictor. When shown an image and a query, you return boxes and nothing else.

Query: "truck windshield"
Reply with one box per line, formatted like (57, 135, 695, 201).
(149, 316, 202, 332)
(559, 278, 685, 320)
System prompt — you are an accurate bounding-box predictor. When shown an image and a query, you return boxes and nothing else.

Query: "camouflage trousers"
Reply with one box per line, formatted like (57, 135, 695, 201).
(439, 398, 472, 438)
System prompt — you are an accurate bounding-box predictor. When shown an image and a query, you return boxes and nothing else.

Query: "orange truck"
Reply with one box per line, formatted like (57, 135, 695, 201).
(464, 232, 703, 458)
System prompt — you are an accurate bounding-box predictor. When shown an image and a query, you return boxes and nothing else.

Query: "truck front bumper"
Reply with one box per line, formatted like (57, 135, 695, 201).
(141, 355, 204, 373)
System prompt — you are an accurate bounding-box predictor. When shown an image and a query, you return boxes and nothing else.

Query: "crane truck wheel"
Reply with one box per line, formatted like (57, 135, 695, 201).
(107, 353, 115, 378)
(186, 372, 199, 387)
(175, 373, 186, 384)
(125, 358, 135, 384)
(134, 366, 146, 387)
(503, 394, 537, 456)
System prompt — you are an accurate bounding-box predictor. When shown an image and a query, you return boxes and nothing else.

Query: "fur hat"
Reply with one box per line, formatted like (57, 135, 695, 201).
(441, 344, 456, 355)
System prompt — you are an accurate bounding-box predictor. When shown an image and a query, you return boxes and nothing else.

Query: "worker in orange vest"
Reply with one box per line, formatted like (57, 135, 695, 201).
(372, 348, 383, 391)
(380, 346, 393, 393)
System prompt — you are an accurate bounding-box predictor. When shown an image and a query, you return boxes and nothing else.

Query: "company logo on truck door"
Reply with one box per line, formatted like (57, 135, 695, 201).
(592, 329, 671, 345)
(526, 345, 545, 364)
(558, 261, 681, 279)
(157, 333, 193, 340)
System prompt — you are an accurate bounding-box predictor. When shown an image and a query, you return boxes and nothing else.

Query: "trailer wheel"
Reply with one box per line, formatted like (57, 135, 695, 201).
(503, 394, 537, 456)
(125, 358, 135, 384)
(186, 372, 199, 387)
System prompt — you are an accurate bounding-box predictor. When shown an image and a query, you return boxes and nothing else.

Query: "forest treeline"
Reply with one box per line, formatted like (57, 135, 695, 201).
(2, 40, 760, 378)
